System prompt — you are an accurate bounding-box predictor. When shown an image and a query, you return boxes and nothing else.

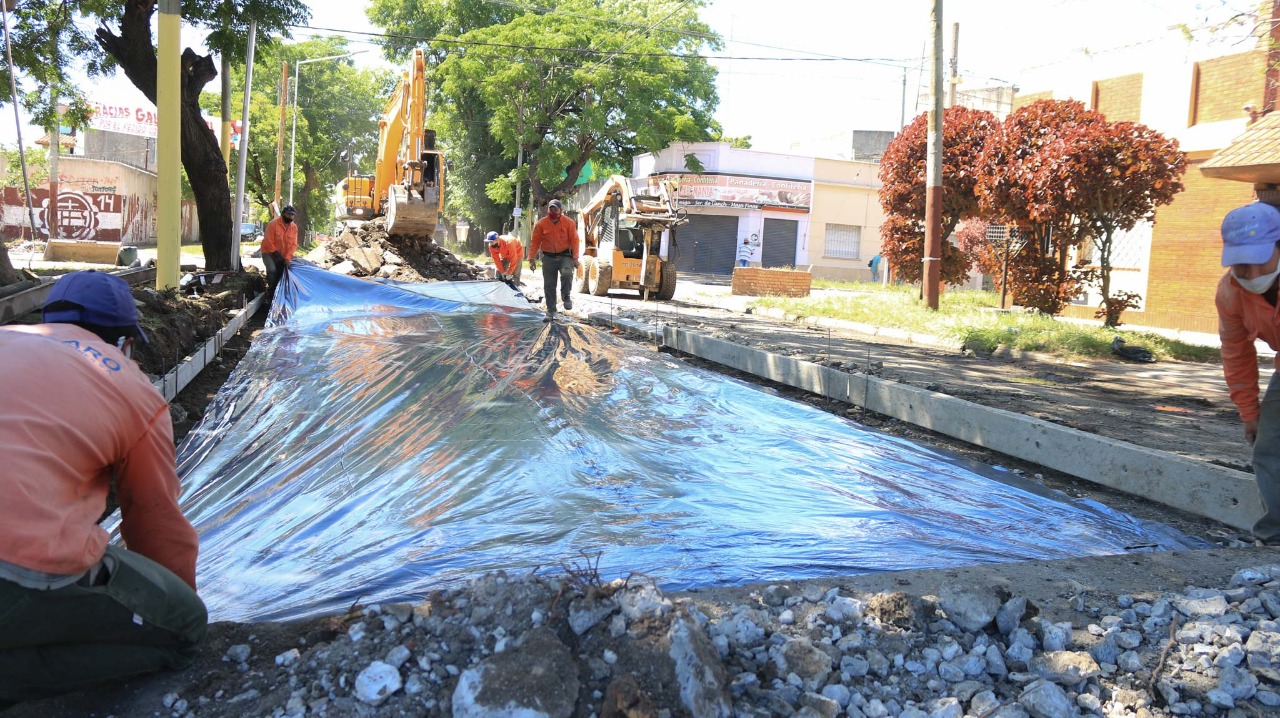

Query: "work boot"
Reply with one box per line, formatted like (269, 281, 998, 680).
(563, 297, 573, 311)
(543, 311, 555, 323)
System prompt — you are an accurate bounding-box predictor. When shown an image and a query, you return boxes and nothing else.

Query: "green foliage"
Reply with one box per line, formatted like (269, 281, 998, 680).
(203, 37, 392, 234)
(711, 131, 751, 148)
(683, 152, 706, 174)
(750, 286, 1218, 363)
(0, 145, 49, 188)
(368, 0, 722, 217)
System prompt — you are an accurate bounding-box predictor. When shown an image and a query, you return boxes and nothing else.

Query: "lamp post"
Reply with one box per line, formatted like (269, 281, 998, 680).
(288, 50, 366, 206)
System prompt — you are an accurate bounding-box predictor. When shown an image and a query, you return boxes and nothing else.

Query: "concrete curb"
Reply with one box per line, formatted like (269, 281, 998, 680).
(580, 309, 1258, 532)
(153, 294, 264, 401)
(0, 266, 156, 325)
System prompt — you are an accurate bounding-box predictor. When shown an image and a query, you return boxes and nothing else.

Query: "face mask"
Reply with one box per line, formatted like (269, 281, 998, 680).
(116, 336, 133, 359)
(1235, 266, 1280, 294)
(282, 216, 294, 224)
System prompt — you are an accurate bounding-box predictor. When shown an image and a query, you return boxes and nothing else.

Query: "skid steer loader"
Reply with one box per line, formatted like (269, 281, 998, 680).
(575, 175, 687, 300)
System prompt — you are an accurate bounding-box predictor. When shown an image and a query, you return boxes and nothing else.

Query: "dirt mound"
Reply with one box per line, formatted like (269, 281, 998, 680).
(311, 218, 482, 283)
(132, 272, 266, 379)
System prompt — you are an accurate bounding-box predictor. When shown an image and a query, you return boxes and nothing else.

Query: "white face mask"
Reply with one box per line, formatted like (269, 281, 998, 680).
(1235, 266, 1280, 294)
(116, 336, 133, 359)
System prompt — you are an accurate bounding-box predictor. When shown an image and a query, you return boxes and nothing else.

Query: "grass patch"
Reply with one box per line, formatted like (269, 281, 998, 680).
(751, 285, 1221, 363)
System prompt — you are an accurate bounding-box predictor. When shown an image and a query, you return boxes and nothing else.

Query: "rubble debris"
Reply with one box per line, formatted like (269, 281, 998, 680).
(309, 217, 483, 283)
(22, 562, 1280, 717)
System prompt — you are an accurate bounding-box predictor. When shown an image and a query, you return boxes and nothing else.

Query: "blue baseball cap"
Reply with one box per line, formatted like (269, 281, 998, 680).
(1222, 202, 1280, 266)
(43, 270, 148, 343)
(485, 231, 499, 243)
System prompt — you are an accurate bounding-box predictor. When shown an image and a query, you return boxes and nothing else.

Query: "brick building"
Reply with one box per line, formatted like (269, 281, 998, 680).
(1015, 47, 1264, 333)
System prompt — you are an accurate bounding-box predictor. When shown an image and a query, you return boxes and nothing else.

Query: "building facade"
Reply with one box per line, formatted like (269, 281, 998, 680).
(631, 142, 883, 279)
(1015, 48, 1262, 333)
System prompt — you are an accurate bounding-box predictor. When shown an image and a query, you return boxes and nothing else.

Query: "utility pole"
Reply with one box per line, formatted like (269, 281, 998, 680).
(230, 19, 257, 271)
(156, 0, 181, 289)
(46, 85, 59, 244)
(900, 67, 907, 130)
(1, 2, 38, 246)
(948, 22, 959, 108)
(923, 0, 944, 310)
(273, 61, 289, 211)
(220, 55, 232, 168)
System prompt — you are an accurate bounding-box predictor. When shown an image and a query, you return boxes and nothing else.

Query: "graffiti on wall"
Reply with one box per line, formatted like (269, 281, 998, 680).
(2, 187, 124, 242)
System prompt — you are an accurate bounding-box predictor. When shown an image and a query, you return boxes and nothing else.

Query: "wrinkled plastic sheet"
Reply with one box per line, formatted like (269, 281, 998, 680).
(173, 261, 1204, 621)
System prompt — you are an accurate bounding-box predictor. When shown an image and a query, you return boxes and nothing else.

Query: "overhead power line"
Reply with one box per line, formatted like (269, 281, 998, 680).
(287, 24, 916, 68)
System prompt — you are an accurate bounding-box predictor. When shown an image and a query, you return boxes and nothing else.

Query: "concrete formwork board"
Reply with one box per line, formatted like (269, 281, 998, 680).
(658, 324, 1260, 532)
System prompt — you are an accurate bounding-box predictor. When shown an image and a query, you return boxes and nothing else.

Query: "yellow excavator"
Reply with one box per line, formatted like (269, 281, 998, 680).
(338, 48, 442, 244)
(576, 175, 686, 300)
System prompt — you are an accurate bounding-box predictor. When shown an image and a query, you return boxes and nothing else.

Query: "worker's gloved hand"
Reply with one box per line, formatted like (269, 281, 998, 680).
(529, 260, 537, 270)
(572, 258, 580, 269)
(1246, 418, 1259, 445)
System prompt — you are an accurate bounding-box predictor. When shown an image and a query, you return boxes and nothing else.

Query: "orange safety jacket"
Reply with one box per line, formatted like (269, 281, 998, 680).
(1217, 271, 1280, 422)
(0, 324, 199, 589)
(531, 214, 579, 260)
(261, 216, 299, 262)
(489, 235, 525, 275)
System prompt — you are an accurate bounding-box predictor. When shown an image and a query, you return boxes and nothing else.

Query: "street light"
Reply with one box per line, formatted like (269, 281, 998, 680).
(288, 49, 367, 206)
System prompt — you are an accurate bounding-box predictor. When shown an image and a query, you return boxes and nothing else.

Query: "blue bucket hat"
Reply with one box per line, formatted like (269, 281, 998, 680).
(43, 270, 148, 343)
(1221, 202, 1280, 266)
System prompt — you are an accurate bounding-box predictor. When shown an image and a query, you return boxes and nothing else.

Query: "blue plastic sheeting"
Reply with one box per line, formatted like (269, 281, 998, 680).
(173, 262, 1203, 621)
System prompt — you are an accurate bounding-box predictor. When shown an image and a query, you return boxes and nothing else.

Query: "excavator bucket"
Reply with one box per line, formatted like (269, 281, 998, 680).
(386, 184, 438, 242)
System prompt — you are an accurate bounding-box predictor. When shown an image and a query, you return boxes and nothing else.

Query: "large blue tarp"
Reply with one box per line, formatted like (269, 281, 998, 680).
(170, 262, 1202, 621)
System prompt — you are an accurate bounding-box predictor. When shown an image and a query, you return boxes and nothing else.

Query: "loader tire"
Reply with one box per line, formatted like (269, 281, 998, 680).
(589, 261, 612, 297)
(654, 261, 677, 301)
(576, 256, 594, 293)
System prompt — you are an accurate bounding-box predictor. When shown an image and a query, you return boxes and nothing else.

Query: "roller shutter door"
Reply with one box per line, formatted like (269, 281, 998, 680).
(676, 214, 740, 275)
(762, 218, 799, 268)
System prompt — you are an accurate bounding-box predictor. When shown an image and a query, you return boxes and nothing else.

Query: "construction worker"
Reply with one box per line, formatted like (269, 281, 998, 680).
(530, 198, 579, 322)
(1217, 202, 1280, 546)
(486, 231, 525, 287)
(0, 271, 206, 704)
(261, 205, 299, 297)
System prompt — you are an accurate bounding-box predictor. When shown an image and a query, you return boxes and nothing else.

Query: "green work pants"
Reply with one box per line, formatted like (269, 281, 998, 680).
(0, 545, 208, 704)
(1255, 373, 1280, 541)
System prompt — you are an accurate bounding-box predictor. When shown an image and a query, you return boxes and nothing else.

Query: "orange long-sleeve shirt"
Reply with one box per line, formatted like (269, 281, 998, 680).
(0, 324, 199, 589)
(1216, 272, 1280, 422)
(531, 214, 579, 260)
(261, 216, 299, 262)
(488, 235, 525, 274)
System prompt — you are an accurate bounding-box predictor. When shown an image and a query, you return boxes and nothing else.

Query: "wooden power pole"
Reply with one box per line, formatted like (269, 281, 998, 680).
(948, 23, 959, 108)
(273, 62, 289, 212)
(923, 0, 944, 310)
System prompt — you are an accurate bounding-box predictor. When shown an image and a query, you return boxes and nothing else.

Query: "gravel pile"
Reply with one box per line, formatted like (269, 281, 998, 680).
(118, 563, 1280, 718)
(310, 218, 481, 283)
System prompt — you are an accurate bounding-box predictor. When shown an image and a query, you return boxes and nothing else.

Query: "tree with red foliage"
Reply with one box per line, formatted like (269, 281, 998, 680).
(878, 106, 995, 287)
(879, 215, 972, 286)
(976, 100, 1104, 315)
(1041, 120, 1185, 326)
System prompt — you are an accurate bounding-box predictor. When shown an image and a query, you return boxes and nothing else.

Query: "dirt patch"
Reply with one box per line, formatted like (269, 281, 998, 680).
(309, 218, 482, 283)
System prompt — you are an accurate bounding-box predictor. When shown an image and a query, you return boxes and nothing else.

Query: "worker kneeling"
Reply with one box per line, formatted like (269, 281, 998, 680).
(0, 271, 207, 705)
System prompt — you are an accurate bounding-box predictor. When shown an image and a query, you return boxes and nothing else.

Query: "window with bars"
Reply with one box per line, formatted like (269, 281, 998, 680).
(823, 223, 861, 259)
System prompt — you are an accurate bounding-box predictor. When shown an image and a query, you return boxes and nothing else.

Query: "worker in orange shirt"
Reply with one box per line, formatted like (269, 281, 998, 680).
(485, 231, 525, 288)
(0, 271, 206, 705)
(529, 198, 578, 322)
(261, 204, 299, 297)
(1218, 202, 1280, 546)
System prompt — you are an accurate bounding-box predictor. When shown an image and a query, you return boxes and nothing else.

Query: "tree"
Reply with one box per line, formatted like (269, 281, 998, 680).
(92, 0, 309, 270)
(372, 0, 722, 212)
(204, 37, 392, 240)
(976, 100, 1103, 315)
(1041, 120, 1185, 326)
(0, 0, 310, 275)
(877, 106, 994, 287)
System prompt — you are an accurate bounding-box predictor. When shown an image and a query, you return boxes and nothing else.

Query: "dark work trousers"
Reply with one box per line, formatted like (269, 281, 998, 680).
(0, 545, 208, 704)
(541, 253, 575, 315)
(1254, 372, 1280, 541)
(263, 253, 286, 295)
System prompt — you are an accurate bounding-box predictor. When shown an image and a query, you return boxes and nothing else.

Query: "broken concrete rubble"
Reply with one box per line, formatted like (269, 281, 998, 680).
(310, 217, 482, 283)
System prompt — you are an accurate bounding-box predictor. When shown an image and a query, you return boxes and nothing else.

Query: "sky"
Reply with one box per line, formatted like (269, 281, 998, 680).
(0, 0, 1258, 155)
